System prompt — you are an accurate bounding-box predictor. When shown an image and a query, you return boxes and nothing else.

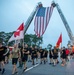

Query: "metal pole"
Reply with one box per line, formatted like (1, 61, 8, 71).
(24, 2, 43, 34)
(51, 1, 74, 45)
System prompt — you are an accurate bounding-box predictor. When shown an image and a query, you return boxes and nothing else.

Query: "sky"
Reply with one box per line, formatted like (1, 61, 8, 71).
(0, 0, 74, 48)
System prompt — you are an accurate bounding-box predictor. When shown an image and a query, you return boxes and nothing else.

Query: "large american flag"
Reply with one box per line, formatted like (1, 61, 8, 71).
(34, 5, 54, 37)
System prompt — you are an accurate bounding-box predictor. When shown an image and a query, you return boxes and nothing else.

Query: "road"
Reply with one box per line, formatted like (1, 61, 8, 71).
(1, 58, 74, 75)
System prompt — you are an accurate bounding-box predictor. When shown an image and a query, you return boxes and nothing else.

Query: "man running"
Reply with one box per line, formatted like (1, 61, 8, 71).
(0, 42, 7, 74)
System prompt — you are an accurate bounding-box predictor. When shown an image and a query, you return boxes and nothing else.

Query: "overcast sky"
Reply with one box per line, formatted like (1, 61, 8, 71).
(0, 0, 74, 48)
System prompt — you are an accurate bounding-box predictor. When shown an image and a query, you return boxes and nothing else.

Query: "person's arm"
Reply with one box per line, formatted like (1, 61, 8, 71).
(3, 47, 9, 56)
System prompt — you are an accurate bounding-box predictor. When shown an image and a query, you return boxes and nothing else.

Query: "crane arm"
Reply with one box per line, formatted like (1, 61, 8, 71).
(51, 1, 74, 44)
(24, 2, 43, 34)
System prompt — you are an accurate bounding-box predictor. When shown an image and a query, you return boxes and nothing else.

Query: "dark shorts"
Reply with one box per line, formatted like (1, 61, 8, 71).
(0, 56, 5, 62)
(22, 56, 28, 62)
(32, 55, 35, 59)
(70, 53, 73, 56)
(53, 55, 58, 59)
(49, 55, 53, 58)
(44, 55, 47, 58)
(35, 55, 38, 58)
(12, 58, 18, 65)
(61, 55, 66, 59)
(40, 55, 44, 58)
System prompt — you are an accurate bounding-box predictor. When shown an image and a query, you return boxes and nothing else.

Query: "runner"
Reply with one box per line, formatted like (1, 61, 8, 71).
(0, 42, 8, 74)
(18, 43, 23, 68)
(22, 44, 29, 72)
(49, 49, 53, 64)
(39, 48, 44, 64)
(11, 44, 19, 75)
(34, 46, 39, 64)
(28, 46, 32, 62)
(52, 46, 58, 66)
(60, 47, 66, 66)
(31, 47, 36, 65)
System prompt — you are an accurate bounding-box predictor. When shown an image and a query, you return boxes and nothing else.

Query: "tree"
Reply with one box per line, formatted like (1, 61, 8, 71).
(24, 34, 31, 46)
(24, 34, 43, 47)
(0, 31, 43, 47)
(0, 31, 5, 43)
(32, 34, 43, 47)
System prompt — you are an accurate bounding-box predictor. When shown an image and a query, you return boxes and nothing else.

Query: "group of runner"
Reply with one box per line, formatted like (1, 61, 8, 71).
(0, 42, 74, 75)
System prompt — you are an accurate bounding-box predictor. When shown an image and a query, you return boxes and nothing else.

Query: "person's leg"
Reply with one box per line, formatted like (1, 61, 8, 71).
(20, 59, 23, 68)
(61, 58, 65, 66)
(15, 58, 18, 73)
(1, 60, 5, 74)
(15, 65, 18, 73)
(12, 58, 18, 74)
(12, 64, 15, 74)
(18, 58, 22, 68)
(36, 56, 38, 64)
(32, 59, 35, 65)
(44, 58, 46, 64)
(28, 55, 31, 62)
(0, 62, 1, 71)
(32, 56, 35, 65)
(53, 59, 56, 66)
(40, 58, 43, 64)
(49, 58, 53, 64)
(23, 61, 27, 71)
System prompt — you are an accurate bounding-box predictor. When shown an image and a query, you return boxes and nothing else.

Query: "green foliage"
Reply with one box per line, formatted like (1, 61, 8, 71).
(0, 31, 43, 47)
(24, 34, 43, 47)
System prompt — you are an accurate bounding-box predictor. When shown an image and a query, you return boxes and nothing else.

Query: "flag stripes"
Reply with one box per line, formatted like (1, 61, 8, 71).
(34, 5, 54, 37)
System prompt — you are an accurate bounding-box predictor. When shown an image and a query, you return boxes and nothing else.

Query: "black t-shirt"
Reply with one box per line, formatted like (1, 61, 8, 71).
(23, 48, 29, 57)
(0, 46, 7, 57)
(39, 49, 44, 56)
(52, 49, 58, 56)
(31, 50, 36, 56)
(62, 49, 66, 55)
(34, 48, 38, 54)
(28, 48, 32, 55)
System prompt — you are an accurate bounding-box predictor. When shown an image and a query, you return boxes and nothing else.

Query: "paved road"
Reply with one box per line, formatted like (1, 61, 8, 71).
(1, 58, 74, 75)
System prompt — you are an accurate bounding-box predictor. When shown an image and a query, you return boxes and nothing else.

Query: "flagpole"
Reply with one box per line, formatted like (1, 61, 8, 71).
(60, 32, 62, 49)
(15, 40, 16, 44)
(22, 21, 24, 49)
(23, 38, 24, 49)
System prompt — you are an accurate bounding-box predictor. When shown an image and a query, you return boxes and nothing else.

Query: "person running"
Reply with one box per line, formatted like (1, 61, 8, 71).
(18, 43, 23, 68)
(28, 46, 32, 62)
(34, 46, 39, 64)
(22, 44, 29, 72)
(43, 49, 48, 64)
(39, 48, 44, 64)
(12, 44, 19, 75)
(5, 46, 10, 64)
(0, 42, 8, 74)
(52, 46, 58, 66)
(49, 49, 53, 64)
(60, 47, 66, 66)
(31, 47, 37, 65)
(65, 48, 70, 61)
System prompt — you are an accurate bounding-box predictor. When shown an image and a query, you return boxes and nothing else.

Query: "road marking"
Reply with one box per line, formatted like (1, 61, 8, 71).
(25, 64, 39, 72)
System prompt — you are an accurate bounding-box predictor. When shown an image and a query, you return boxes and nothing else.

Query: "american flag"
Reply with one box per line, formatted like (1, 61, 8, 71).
(34, 5, 54, 37)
